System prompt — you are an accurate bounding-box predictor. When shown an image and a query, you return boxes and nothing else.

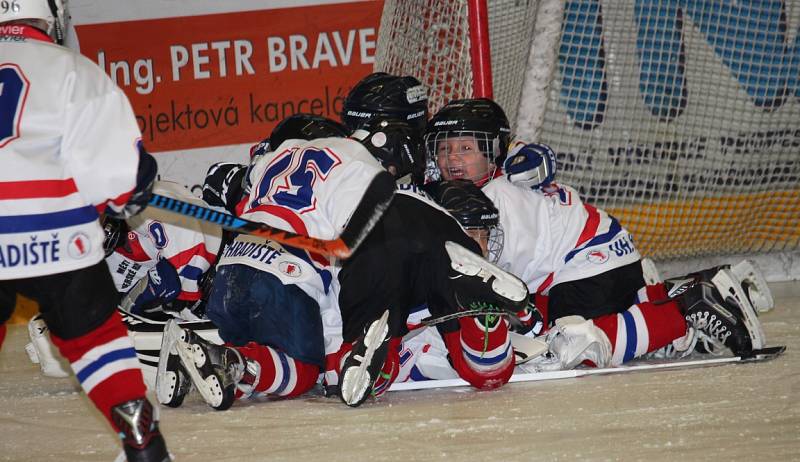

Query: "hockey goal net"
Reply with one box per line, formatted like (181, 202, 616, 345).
(375, 0, 800, 260)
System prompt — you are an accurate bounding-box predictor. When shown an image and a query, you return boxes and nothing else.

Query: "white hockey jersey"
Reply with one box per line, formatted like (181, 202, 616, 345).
(484, 177, 641, 295)
(219, 136, 386, 297)
(0, 26, 142, 279)
(105, 182, 223, 301)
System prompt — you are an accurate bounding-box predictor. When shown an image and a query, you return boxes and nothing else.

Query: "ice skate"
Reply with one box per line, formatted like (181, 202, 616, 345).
(667, 260, 773, 315)
(111, 398, 171, 462)
(164, 319, 243, 411)
(155, 320, 192, 408)
(339, 310, 391, 407)
(445, 240, 529, 314)
(678, 274, 765, 356)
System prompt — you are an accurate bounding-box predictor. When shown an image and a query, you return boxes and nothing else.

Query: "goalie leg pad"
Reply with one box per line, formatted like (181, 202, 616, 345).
(445, 241, 528, 312)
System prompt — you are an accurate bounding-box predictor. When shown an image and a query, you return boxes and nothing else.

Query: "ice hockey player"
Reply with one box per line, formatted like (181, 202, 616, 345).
(24, 179, 223, 380)
(424, 98, 770, 369)
(105, 180, 223, 320)
(0, 3, 170, 461)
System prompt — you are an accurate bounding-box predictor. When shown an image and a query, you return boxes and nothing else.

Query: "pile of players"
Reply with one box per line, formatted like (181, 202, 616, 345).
(107, 73, 772, 415)
(29, 74, 774, 410)
(3, 3, 773, 459)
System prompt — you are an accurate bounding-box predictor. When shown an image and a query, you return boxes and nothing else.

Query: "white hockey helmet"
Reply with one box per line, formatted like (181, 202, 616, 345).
(0, 0, 69, 43)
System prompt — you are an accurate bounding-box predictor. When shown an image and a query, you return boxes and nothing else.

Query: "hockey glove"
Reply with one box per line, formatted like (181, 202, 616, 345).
(202, 162, 248, 215)
(503, 142, 557, 190)
(120, 258, 181, 316)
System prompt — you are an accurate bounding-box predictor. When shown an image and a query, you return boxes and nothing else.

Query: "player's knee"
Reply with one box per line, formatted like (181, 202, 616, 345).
(41, 263, 120, 340)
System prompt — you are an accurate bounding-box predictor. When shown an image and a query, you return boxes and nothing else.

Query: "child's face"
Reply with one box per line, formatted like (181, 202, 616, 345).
(435, 136, 493, 183)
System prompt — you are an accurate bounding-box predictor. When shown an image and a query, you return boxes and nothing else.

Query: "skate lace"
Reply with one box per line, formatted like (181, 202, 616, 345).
(687, 311, 730, 355)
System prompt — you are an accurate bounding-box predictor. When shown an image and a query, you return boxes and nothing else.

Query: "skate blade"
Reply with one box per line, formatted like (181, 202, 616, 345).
(340, 310, 390, 406)
(712, 269, 766, 350)
(730, 260, 774, 312)
(169, 323, 226, 408)
(155, 320, 184, 405)
(445, 240, 527, 303)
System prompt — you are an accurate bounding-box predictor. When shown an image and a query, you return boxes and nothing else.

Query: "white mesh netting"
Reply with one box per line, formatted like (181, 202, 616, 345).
(377, 0, 800, 261)
(375, 0, 537, 127)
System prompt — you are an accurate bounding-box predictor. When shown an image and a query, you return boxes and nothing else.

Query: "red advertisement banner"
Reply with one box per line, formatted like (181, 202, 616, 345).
(75, 1, 383, 152)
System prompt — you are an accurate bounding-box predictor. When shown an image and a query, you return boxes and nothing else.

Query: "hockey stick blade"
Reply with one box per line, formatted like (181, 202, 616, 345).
(148, 193, 352, 258)
(388, 346, 786, 392)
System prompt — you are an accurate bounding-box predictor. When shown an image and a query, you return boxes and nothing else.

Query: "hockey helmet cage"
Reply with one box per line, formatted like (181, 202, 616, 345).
(352, 118, 426, 184)
(267, 113, 350, 153)
(424, 98, 511, 181)
(0, 0, 69, 44)
(343, 72, 428, 133)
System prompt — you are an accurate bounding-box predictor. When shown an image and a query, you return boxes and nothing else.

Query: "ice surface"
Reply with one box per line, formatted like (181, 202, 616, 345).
(2, 282, 799, 461)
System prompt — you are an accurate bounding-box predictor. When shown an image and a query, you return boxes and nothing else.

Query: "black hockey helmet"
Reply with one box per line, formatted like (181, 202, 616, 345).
(342, 72, 428, 133)
(265, 113, 350, 154)
(427, 179, 498, 228)
(101, 215, 129, 258)
(424, 98, 512, 182)
(427, 179, 504, 262)
(352, 118, 426, 185)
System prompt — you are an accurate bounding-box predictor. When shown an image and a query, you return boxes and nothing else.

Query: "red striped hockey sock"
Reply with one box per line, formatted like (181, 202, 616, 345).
(49, 311, 146, 432)
(592, 298, 688, 366)
(235, 343, 320, 398)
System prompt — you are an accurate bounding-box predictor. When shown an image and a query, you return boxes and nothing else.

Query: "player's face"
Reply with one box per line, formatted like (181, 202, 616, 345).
(435, 136, 493, 183)
(465, 228, 490, 258)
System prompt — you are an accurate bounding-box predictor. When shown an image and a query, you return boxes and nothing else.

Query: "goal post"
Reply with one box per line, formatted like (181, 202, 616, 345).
(375, 0, 800, 261)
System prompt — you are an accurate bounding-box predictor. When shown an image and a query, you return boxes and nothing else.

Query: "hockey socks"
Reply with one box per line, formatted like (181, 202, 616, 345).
(49, 310, 147, 433)
(592, 284, 688, 366)
(441, 316, 514, 390)
(235, 343, 320, 399)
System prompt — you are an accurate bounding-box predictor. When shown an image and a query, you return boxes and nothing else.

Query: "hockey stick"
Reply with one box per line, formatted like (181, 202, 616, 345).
(147, 171, 396, 259)
(388, 346, 786, 391)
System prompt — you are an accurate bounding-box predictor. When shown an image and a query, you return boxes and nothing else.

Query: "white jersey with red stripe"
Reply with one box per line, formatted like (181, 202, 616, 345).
(105, 182, 222, 301)
(222, 136, 385, 297)
(483, 177, 641, 295)
(0, 26, 141, 280)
